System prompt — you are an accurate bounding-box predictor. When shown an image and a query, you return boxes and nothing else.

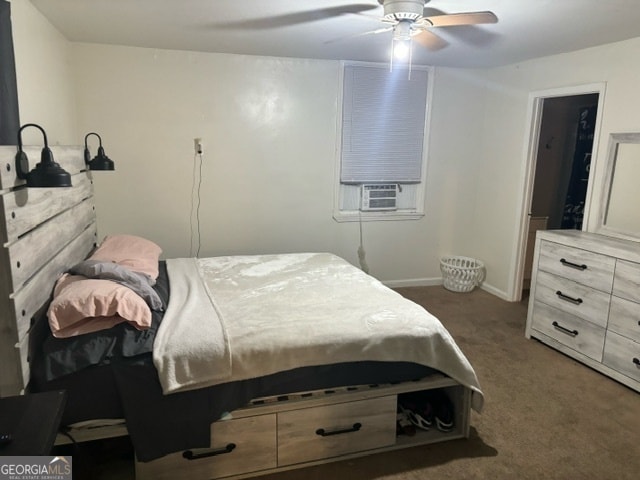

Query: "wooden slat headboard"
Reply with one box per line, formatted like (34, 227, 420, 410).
(0, 146, 97, 396)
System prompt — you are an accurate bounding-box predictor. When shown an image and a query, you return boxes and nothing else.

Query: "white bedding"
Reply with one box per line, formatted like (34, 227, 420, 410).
(153, 253, 484, 411)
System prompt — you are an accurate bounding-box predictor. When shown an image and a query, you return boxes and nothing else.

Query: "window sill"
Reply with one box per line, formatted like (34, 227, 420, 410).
(333, 210, 425, 222)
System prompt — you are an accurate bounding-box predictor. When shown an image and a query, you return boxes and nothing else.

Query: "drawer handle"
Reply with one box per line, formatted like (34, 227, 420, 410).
(552, 321, 579, 337)
(316, 422, 362, 437)
(555, 290, 583, 305)
(182, 443, 236, 460)
(633, 358, 640, 367)
(559, 258, 588, 271)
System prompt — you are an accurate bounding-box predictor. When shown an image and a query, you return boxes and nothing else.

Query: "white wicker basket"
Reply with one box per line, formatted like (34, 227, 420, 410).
(440, 256, 485, 293)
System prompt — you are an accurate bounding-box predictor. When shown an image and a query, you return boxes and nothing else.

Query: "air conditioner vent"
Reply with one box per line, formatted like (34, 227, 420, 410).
(361, 184, 398, 211)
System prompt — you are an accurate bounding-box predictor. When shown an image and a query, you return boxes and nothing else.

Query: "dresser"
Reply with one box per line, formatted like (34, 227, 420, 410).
(526, 230, 640, 392)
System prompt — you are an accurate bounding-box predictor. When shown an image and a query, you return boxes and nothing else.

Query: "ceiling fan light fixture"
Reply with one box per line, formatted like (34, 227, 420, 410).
(392, 19, 412, 61)
(393, 19, 412, 41)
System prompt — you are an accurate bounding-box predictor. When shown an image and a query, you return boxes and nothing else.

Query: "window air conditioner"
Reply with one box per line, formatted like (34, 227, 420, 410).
(360, 184, 398, 211)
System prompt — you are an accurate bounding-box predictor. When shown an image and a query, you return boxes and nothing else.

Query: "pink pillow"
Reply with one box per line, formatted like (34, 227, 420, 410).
(48, 274, 152, 338)
(90, 234, 162, 280)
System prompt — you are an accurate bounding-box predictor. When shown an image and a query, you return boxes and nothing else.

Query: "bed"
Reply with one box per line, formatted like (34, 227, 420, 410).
(0, 145, 483, 480)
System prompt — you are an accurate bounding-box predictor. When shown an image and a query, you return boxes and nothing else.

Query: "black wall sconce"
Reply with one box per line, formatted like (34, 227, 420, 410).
(84, 132, 115, 171)
(15, 123, 72, 187)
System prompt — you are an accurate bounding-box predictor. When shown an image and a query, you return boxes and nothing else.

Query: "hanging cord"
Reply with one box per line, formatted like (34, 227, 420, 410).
(189, 153, 196, 256)
(189, 152, 203, 257)
(357, 210, 370, 274)
(195, 152, 203, 258)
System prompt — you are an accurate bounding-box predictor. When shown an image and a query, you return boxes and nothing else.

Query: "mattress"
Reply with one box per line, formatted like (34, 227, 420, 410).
(155, 253, 483, 409)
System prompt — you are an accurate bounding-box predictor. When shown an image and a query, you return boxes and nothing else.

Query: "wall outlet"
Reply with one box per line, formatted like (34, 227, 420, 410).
(194, 138, 203, 154)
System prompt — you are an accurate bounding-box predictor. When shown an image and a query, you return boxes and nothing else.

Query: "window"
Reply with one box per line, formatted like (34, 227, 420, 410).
(334, 62, 433, 221)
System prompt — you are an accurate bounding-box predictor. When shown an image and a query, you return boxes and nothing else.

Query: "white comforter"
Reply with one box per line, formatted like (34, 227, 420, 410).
(153, 253, 483, 411)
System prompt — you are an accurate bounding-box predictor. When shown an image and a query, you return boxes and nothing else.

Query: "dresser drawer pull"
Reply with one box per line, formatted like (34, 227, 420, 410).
(633, 358, 640, 367)
(555, 290, 583, 305)
(182, 443, 236, 460)
(559, 258, 588, 271)
(552, 321, 579, 337)
(316, 422, 362, 437)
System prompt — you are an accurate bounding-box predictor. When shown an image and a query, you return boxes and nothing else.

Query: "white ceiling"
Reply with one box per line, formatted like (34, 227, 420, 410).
(29, 0, 640, 68)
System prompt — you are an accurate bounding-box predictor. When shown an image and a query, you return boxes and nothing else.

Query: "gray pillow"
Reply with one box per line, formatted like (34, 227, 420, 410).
(70, 260, 164, 311)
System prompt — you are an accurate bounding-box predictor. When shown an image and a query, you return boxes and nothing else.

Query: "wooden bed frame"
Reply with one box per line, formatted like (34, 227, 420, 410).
(135, 375, 472, 480)
(0, 145, 475, 479)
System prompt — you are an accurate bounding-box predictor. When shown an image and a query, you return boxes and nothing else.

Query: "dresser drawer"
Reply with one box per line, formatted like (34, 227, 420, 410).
(534, 271, 610, 328)
(603, 331, 640, 383)
(277, 395, 396, 466)
(537, 240, 615, 293)
(531, 301, 605, 361)
(608, 296, 640, 341)
(136, 414, 277, 480)
(612, 259, 640, 303)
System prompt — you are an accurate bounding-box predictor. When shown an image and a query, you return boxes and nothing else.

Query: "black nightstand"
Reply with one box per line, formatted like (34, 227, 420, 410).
(0, 390, 67, 456)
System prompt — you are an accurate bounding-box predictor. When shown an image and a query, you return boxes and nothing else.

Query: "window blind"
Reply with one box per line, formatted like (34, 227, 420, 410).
(340, 64, 429, 183)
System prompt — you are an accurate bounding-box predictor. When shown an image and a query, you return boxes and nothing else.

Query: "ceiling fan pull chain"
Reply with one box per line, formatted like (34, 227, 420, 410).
(389, 34, 394, 72)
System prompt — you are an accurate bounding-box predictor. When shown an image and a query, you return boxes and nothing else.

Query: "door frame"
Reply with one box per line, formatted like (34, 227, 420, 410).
(509, 82, 607, 302)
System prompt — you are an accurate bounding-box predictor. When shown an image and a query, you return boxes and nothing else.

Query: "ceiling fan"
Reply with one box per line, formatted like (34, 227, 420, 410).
(342, 0, 498, 57)
(212, 1, 497, 60)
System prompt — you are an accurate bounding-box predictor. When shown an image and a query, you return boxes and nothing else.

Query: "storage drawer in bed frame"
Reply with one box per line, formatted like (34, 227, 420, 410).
(135, 374, 472, 480)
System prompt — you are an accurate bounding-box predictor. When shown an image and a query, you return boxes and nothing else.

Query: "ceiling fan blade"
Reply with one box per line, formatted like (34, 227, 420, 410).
(423, 11, 498, 28)
(412, 29, 448, 51)
(325, 26, 394, 45)
(211, 4, 379, 29)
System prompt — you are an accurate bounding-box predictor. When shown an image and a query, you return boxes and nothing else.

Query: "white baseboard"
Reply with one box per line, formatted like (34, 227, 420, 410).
(382, 277, 442, 289)
(383, 277, 512, 302)
(479, 282, 510, 301)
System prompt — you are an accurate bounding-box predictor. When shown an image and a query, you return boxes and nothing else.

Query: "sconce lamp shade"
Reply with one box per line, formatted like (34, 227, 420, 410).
(84, 132, 115, 171)
(15, 123, 72, 187)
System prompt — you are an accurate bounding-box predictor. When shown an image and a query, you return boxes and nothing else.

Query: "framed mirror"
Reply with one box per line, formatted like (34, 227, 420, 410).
(596, 132, 640, 241)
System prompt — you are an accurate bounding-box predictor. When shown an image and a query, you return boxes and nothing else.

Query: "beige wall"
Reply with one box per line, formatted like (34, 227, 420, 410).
(9, 1, 640, 298)
(71, 45, 442, 285)
(9, 0, 77, 144)
(451, 37, 640, 299)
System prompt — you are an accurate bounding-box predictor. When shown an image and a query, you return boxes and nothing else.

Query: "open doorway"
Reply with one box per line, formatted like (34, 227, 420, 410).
(513, 84, 605, 301)
(531, 94, 599, 231)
